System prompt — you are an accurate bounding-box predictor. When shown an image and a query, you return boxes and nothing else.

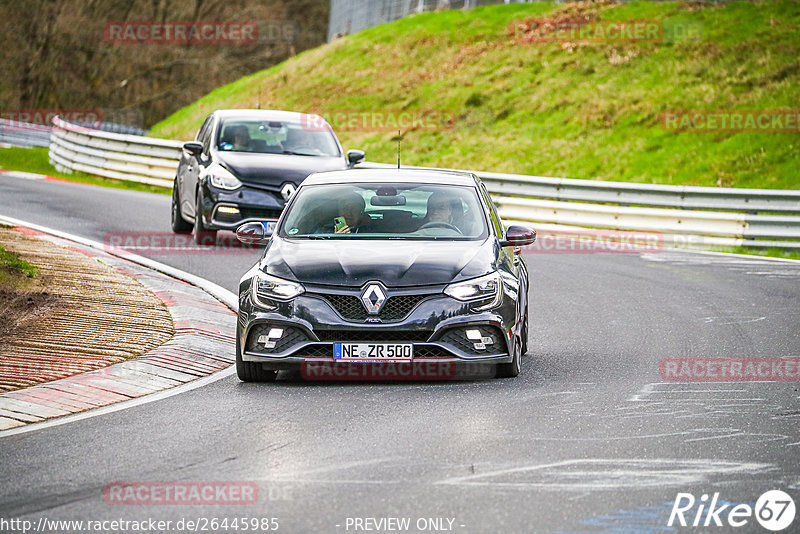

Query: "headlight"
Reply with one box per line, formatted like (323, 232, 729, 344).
(251, 271, 304, 308)
(208, 167, 242, 190)
(444, 271, 502, 311)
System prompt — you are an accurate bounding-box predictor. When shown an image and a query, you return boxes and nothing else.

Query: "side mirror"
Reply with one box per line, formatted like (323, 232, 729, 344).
(346, 149, 365, 167)
(183, 141, 204, 156)
(500, 225, 536, 248)
(236, 221, 276, 245)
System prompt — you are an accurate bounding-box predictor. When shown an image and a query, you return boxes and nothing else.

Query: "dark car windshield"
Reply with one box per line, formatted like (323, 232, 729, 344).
(216, 119, 340, 157)
(279, 183, 489, 240)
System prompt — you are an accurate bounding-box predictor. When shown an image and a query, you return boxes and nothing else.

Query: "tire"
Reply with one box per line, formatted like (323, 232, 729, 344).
(496, 333, 522, 378)
(236, 337, 278, 382)
(193, 189, 217, 245)
(171, 184, 192, 234)
(521, 308, 529, 356)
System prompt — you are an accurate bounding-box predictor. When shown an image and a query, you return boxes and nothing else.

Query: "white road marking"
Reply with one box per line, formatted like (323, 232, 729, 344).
(435, 459, 771, 490)
(0, 170, 48, 180)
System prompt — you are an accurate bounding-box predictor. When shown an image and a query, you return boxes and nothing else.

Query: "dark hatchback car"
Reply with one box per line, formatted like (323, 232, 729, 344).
(171, 109, 365, 243)
(234, 168, 536, 382)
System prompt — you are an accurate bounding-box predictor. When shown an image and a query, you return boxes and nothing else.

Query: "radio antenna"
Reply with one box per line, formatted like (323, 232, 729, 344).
(397, 130, 401, 169)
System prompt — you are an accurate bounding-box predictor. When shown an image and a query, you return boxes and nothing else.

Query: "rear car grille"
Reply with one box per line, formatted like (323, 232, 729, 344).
(315, 293, 434, 322)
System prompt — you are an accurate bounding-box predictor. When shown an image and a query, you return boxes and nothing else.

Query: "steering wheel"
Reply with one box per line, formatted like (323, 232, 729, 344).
(420, 221, 462, 234)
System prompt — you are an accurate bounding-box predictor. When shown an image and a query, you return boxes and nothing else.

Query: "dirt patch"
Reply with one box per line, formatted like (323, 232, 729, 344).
(0, 290, 60, 340)
(0, 228, 175, 393)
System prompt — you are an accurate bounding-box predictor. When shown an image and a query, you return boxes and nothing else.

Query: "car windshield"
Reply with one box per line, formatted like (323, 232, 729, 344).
(216, 119, 340, 157)
(279, 182, 489, 240)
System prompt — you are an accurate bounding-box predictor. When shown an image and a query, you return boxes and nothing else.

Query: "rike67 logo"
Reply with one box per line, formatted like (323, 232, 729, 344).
(669, 490, 795, 531)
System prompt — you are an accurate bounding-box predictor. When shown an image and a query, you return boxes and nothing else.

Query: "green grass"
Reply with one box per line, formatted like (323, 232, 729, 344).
(151, 0, 800, 190)
(0, 242, 38, 290)
(725, 245, 800, 261)
(0, 147, 171, 195)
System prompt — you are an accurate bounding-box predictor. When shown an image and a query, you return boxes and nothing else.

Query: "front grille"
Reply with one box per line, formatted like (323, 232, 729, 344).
(314, 330, 432, 342)
(240, 207, 282, 220)
(291, 345, 333, 358)
(413, 346, 457, 359)
(246, 325, 309, 353)
(315, 293, 434, 322)
(439, 327, 507, 355)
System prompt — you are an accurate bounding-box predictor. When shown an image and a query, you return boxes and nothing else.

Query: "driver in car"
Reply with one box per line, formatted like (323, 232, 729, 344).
(420, 192, 461, 232)
(282, 128, 322, 155)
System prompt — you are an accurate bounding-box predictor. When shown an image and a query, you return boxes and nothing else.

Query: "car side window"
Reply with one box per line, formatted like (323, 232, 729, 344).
(197, 116, 214, 155)
(196, 116, 211, 142)
(480, 183, 504, 238)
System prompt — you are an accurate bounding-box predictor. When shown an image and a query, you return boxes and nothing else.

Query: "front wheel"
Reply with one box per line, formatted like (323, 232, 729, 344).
(496, 334, 522, 378)
(193, 189, 217, 245)
(171, 184, 192, 234)
(236, 338, 278, 382)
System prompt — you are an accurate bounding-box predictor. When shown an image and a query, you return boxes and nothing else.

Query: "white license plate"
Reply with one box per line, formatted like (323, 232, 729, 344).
(334, 343, 413, 361)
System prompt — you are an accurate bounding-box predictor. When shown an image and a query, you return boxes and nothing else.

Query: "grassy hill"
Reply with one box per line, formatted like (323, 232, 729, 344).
(150, 1, 800, 189)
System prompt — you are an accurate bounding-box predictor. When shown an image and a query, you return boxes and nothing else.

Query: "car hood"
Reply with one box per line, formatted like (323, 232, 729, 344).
(217, 153, 346, 187)
(262, 238, 496, 288)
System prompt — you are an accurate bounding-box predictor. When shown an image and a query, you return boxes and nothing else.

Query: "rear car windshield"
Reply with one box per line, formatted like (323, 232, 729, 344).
(216, 119, 340, 157)
(278, 183, 489, 240)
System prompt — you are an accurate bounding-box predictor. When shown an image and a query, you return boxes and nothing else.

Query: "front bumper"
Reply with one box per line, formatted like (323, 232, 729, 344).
(200, 182, 286, 231)
(237, 286, 515, 369)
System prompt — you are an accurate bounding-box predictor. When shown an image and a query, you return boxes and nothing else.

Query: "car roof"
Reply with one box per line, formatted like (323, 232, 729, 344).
(212, 109, 323, 124)
(303, 168, 479, 186)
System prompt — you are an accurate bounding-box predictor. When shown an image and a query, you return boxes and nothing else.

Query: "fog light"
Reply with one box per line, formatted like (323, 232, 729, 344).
(257, 327, 285, 350)
(217, 206, 240, 214)
(466, 328, 494, 351)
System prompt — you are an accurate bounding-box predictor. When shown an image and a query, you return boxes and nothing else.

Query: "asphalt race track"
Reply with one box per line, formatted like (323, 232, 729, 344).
(1, 175, 799, 533)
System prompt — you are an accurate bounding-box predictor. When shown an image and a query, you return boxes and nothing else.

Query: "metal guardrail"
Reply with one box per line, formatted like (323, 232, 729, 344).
(42, 117, 800, 250)
(359, 162, 800, 249)
(49, 116, 180, 188)
(0, 119, 52, 148)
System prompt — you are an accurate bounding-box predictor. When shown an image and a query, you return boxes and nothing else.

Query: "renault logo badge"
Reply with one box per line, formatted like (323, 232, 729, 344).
(281, 183, 297, 201)
(361, 284, 386, 315)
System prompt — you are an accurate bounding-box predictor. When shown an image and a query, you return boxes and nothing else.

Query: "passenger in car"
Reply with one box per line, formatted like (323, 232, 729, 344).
(315, 193, 374, 234)
(220, 125, 251, 151)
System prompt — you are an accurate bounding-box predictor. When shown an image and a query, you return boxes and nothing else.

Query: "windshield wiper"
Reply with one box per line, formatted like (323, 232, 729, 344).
(282, 150, 317, 156)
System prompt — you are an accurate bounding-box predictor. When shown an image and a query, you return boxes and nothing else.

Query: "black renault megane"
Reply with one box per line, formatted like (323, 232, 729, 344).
(171, 109, 365, 244)
(234, 168, 535, 382)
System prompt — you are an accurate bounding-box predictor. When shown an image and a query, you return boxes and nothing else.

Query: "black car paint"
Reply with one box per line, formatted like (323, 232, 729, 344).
(236, 170, 531, 378)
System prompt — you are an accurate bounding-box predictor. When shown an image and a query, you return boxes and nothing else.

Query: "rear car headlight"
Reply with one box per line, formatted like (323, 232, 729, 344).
(208, 167, 242, 190)
(444, 271, 502, 311)
(251, 271, 305, 308)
